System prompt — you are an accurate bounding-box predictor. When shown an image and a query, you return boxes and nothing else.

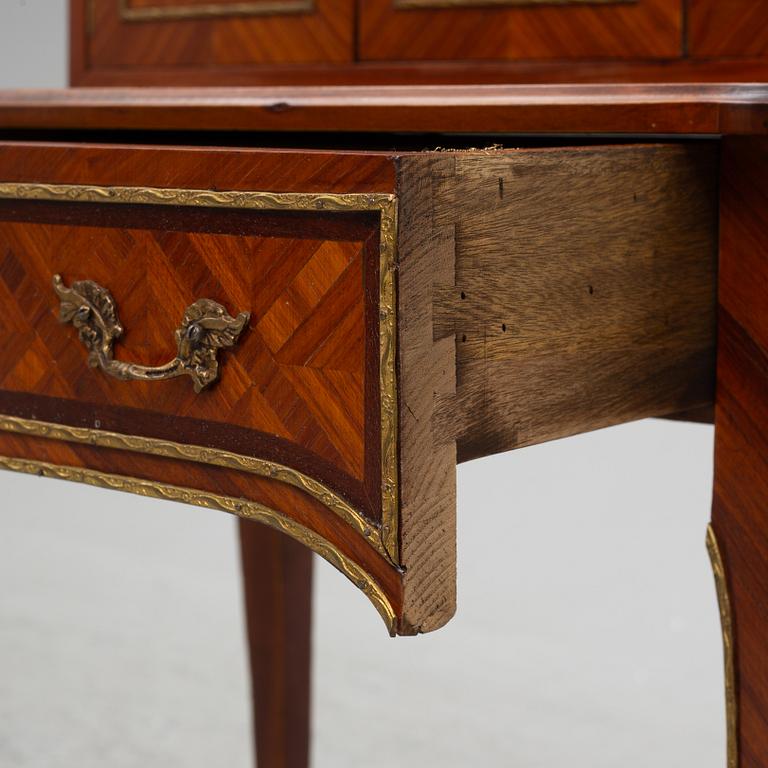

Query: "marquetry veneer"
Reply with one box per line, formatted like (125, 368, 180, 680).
(0, 140, 716, 637)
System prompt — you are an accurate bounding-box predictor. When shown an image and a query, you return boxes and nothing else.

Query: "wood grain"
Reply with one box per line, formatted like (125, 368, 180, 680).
(359, 0, 681, 61)
(395, 155, 458, 634)
(428, 144, 718, 461)
(711, 136, 768, 767)
(0, 142, 397, 193)
(2, 85, 768, 136)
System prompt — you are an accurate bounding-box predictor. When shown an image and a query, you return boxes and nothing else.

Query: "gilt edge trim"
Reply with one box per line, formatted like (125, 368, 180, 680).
(0, 414, 390, 560)
(119, 0, 315, 22)
(706, 524, 738, 768)
(0, 455, 396, 633)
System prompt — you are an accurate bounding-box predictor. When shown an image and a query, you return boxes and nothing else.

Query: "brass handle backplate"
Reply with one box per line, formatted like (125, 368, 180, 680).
(53, 274, 250, 393)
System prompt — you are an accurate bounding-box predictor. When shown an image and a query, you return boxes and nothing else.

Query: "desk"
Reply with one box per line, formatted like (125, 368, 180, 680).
(0, 83, 765, 767)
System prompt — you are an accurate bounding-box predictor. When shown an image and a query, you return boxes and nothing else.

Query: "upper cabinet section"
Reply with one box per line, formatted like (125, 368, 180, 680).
(70, 0, 768, 85)
(358, 0, 681, 61)
(76, 0, 354, 77)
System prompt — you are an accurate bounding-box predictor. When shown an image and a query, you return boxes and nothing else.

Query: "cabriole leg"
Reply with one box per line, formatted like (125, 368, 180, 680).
(710, 136, 768, 767)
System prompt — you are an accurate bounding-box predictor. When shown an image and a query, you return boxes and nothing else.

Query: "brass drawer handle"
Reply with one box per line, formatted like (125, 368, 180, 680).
(53, 275, 250, 392)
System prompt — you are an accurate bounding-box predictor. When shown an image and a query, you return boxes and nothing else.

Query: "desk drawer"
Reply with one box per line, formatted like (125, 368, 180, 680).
(0, 141, 717, 634)
(359, 0, 681, 62)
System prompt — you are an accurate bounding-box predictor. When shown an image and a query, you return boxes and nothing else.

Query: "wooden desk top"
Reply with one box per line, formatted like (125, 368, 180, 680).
(0, 84, 766, 136)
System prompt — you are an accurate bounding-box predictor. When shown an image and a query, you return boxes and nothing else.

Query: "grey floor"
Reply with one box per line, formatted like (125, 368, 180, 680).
(1, 419, 724, 768)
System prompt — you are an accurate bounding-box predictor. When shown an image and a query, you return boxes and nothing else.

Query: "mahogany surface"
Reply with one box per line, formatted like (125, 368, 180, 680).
(1, 84, 767, 135)
(712, 136, 768, 767)
(0, 141, 396, 192)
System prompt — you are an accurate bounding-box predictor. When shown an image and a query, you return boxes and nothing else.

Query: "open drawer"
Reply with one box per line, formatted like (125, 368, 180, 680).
(0, 141, 717, 634)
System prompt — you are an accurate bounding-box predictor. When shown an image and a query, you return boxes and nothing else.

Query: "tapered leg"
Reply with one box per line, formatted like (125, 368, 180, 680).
(710, 136, 768, 767)
(239, 519, 313, 768)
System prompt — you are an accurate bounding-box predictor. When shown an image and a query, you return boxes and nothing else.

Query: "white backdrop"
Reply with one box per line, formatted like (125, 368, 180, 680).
(0, 4, 724, 766)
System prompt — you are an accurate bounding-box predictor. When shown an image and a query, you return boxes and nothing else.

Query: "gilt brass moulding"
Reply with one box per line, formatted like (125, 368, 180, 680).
(394, 0, 633, 7)
(0, 454, 396, 633)
(706, 524, 738, 768)
(0, 180, 401, 625)
(119, 0, 315, 22)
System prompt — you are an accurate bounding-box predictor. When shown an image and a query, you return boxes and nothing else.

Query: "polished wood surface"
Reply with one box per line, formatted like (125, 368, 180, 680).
(0, 141, 396, 192)
(359, 0, 681, 61)
(712, 136, 768, 767)
(427, 143, 718, 462)
(240, 519, 312, 768)
(1, 84, 767, 135)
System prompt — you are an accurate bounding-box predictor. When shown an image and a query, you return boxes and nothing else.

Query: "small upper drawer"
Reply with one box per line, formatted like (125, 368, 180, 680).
(75, 0, 354, 77)
(358, 0, 682, 62)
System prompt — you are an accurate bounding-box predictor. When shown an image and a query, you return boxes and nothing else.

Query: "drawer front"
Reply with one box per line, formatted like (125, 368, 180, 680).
(0, 143, 402, 631)
(77, 0, 354, 74)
